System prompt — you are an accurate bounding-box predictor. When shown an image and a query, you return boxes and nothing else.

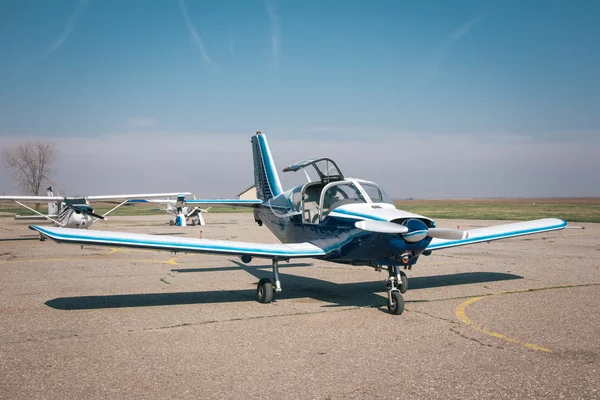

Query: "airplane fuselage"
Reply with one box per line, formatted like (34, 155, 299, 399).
(253, 182, 434, 268)
(57, 206, 94, 228)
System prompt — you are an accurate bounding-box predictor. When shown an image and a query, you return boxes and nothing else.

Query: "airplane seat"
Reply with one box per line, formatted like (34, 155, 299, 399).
(302, 184, 323, 223)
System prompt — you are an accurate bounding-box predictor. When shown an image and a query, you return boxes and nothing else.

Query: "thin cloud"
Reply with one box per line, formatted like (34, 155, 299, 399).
(446, 14, 487, 47)
(39, 0, 89, 61)
(425, 14, 488, 84)
(179, 0, 213, 66)
(266, 0, 282, 69)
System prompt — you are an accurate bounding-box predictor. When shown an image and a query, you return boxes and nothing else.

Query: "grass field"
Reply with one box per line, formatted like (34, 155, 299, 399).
(393, 198, 600, 223)
(1, 198, 598, 223)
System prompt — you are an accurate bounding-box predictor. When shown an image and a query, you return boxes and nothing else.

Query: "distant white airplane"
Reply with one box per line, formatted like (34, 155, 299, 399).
(128, 194, 209, 226)
(0, 186, 191, 229)
(128, 194, 261, 226)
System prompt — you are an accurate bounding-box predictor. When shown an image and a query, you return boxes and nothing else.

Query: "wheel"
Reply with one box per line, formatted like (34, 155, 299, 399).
(387, 290, 404, 315)
(398, 271, 408, 294)
(257, 278, 274, 303)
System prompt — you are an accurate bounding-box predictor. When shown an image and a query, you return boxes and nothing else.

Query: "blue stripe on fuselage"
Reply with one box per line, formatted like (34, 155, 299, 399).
(330, 208, 388, 221)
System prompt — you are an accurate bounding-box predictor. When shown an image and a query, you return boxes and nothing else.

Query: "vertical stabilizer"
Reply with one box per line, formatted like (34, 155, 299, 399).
(251, 131, 283, 201)
(47, 186, 58, 216)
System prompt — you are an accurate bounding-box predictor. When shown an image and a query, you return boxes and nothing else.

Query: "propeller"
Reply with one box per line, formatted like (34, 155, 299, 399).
(68, 204, 105, 220)
(355, 220, 409, 234)
(355, 218, 466, 241)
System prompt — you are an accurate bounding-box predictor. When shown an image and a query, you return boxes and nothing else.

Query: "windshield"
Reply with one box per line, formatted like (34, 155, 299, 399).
(360, 183, 393, 204)
(321, 182, 367, 215)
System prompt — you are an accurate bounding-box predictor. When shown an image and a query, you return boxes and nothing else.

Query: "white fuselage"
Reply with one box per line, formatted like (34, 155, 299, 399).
(57, 206, 94, 228)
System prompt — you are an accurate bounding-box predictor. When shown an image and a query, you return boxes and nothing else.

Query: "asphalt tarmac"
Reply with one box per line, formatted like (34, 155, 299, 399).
(0, 214, 598, 399)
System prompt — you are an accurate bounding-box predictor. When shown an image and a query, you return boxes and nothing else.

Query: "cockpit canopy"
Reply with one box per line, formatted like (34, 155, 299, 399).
(271, 177, 393, 224)
(283, 158, 344, 184)
(276, 157, 393, 223)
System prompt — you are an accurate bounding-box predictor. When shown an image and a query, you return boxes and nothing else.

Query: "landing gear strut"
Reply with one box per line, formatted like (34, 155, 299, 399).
(256, 259, 282, 304)
(385, 265, 406, 315)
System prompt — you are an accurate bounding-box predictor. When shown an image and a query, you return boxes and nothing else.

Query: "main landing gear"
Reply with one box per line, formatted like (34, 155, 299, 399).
(256, 259, 282, 304)
(384, 265, 408, 315)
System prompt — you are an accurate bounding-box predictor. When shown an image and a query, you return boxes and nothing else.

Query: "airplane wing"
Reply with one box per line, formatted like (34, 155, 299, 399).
(426, 218, 567, 251)
(0, 195, 64, 201)
(127, 199, 262, 206)
(86, 192, 191, 201)
(184, 199, 262, 206)
(29, 225, 326, 259)
(127, 199, 176, 204)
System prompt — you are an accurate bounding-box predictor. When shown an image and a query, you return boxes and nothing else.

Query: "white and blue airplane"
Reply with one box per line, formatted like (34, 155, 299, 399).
(29, 132, 567, 314)
(128, 194, 260, 226)
(0, 187, 192, 229)
(127, 195, 209, 226)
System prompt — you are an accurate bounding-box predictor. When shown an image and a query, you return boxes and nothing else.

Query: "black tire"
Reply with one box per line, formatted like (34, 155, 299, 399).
(387, 290, 404, 315)
(257, 278, 274, 303)
(399, 271, 408, 294)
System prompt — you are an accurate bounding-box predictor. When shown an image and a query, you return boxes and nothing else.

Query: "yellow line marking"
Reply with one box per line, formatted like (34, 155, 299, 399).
(452, 285, 596, 353)
(456, 297, 552, 352)
(454, 284, 598, 352)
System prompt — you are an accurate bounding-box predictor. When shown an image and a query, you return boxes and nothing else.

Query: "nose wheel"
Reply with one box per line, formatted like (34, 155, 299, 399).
(387, 290, 404, 315)
(385, 265, 407, 315)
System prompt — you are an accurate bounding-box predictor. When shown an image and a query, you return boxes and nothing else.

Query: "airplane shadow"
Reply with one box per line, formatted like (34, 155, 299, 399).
(45, 259, 523, 311)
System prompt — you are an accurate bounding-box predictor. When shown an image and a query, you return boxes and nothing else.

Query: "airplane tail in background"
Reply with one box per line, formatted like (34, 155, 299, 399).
(47, 186, 58, 216)
(251, 131, 283, 201)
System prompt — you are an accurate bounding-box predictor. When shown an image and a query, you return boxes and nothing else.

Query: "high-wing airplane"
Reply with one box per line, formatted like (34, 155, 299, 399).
(29, 132, 567, 314)
(128, 195, 209, 226)
(128, 194, 261, 226)
(0, 187, 191, 229)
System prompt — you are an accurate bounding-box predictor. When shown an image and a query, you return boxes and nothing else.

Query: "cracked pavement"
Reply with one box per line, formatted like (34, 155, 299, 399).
(1, 214, 599, 399)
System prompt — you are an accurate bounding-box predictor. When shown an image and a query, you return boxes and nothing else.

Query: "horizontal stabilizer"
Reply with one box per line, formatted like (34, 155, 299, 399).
(184, 199, 263, 205)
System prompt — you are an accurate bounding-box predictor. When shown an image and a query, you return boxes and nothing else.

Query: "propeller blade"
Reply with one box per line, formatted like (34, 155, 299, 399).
(355, 220, 409, 234)
(87, 211, 105, 220)
(427, 228, 466, 240)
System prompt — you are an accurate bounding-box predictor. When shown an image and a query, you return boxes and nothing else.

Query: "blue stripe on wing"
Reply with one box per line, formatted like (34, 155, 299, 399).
(426, 219, 567, 251)
(29, 225, 324, 258)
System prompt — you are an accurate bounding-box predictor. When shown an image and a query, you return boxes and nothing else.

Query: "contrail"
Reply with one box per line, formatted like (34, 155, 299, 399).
(39, 0, 89, 61)
(179, 0, 213, 66)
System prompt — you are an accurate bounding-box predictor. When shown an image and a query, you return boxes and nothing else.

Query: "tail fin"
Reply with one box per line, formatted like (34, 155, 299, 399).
(47, 186, 58, 216)
(251, 131, 283, 201)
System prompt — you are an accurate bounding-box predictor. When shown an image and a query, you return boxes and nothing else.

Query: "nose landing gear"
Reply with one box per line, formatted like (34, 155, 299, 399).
(384, 265, 407, 315)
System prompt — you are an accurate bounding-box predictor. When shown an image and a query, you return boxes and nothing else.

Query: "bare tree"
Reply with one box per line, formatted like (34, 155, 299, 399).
(2, 140, 58, 196)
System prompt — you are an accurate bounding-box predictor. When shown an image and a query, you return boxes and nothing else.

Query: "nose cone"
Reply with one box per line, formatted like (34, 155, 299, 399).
(401, 218, 429, 242)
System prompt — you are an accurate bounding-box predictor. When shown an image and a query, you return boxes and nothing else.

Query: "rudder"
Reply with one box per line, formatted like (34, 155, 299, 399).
(251, 131, 283, 201)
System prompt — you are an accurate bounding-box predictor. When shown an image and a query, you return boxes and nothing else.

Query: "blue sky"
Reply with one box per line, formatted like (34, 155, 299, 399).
(1, 0, 599, 197)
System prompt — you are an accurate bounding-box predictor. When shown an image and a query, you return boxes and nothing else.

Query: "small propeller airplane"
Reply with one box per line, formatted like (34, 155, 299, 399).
(128, 194, 262, 226)
(0, 187, 192, 229)
(29, 132, 567, 314)
(127, 195, 210, 226)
